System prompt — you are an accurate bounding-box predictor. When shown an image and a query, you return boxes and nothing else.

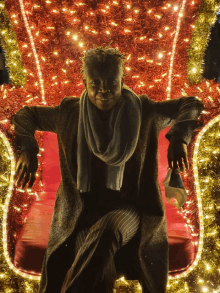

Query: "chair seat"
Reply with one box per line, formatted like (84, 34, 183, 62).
(14, 193, 195, 275)
(13, 130, 196, 276)
(14, 196, 54, 275)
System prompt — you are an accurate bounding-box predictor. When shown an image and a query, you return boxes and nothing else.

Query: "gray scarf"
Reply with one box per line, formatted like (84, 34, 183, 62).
(77, 84, 142, 193)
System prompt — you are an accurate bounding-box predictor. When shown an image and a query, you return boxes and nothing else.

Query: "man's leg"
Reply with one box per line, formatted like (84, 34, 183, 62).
(60, 205, 140, 293)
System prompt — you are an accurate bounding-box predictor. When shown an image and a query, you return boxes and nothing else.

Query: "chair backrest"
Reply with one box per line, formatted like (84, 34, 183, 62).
(41, 132, 61, 196)
(42, 128, 179, 207)
(42, 129, 170, 197)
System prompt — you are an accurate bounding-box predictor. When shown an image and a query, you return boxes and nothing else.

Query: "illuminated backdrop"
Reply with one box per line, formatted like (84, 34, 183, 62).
(0, 0, 220, 292)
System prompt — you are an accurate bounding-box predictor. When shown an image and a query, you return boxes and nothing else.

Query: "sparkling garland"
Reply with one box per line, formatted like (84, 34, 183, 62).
(166, 117, 220, 292)
(113, 277, 142, 293)
(0, 0, 27, 86)
(187, 0, 220, 84)
(0, 0, 220, 292)
(0, 127, 41, 292)
(1, 122, 220, 291)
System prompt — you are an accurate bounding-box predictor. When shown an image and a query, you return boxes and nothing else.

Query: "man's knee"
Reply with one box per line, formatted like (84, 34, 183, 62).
(89, 209, 139, 247)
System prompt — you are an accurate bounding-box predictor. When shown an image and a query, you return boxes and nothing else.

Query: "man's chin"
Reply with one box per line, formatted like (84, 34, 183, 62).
(96, 104, 113, 111)
(95, 98, 114, 110)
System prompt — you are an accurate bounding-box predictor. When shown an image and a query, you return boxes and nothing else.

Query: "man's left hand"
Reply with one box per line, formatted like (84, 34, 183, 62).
(167, 139, 189, 172)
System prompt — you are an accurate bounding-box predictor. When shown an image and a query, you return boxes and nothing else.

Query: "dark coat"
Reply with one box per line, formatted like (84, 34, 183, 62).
(11, 93, 204, 293)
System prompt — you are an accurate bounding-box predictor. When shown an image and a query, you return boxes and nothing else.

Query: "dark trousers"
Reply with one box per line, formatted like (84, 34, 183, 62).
(59, 205, 140, 293)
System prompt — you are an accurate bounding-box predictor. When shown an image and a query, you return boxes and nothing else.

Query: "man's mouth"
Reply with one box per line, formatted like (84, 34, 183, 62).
(99, 98, 112, 102)
(97, 95, 112, 101)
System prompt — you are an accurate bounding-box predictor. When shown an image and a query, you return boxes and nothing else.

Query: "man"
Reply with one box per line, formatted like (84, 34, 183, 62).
(12, 45, 204, 293)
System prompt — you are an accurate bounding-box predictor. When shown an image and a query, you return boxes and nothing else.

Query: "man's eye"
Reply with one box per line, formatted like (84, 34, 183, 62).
(91, 80, 116, 85)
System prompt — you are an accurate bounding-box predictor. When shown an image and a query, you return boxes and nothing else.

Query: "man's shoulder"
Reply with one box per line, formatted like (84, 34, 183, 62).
(139, 94, 149, 100)
(138, 94, 154, 108)
(59, 96, 80, 110)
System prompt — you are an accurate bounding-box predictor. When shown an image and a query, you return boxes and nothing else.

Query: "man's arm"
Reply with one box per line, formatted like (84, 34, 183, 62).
(154, 96, 204, 170)
(11, 105, 59, 155)
(154, 96, 204, 145)
(11, 104, 59, 189)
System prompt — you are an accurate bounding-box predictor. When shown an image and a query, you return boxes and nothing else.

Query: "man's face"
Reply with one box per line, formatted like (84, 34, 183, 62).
(83, 58, 124, 111)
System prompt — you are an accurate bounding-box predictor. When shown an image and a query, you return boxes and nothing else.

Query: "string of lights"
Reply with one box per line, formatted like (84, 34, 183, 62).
(0, 0, 220, 292)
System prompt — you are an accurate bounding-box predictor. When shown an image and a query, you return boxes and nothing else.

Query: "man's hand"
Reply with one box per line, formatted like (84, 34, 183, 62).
(14, 151, 38, 190)
(167, 139, 189, 172)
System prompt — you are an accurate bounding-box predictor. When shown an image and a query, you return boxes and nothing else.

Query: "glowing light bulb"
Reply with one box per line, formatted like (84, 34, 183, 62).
(73, 35, 78, 40)
(158, 53, 163, 59)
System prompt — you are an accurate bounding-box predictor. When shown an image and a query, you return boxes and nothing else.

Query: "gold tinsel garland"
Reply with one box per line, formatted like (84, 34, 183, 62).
(0, 0, 27, 86)
(0, 129, 40, 292)
(113, 278, 142, 292)
(166, 117, 220, 293)
(187, 0, 220, 84)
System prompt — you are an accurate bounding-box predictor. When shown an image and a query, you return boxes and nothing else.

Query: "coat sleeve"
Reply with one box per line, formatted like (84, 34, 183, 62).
(11, 104, 59, 155)
(153, 96, 204, 145)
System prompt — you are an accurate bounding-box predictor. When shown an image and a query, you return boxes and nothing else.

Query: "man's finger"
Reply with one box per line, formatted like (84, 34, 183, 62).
(28, 174, 36, 189)
(15, 162, 21, 179)
(168, 159, 173, 169)
(178, 159, 184, 172)
(16, 167, 26, 186)
(173, 160, 178, 169)
(21, 172, 30, 190)
(183, 154, 189, 169)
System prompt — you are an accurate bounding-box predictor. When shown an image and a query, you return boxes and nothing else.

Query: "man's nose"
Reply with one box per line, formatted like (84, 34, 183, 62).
(99, 81, 110, 92)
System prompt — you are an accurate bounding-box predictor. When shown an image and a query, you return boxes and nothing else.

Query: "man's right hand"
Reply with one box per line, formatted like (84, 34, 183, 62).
(14, 151, 38, 190)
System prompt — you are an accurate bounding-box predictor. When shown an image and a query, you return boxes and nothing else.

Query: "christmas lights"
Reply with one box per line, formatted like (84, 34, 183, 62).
(167, 0, 187, 99)
(0, 0, 219, 292)
(0, 0, 26, 86)
(187, 0, 219, 84)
